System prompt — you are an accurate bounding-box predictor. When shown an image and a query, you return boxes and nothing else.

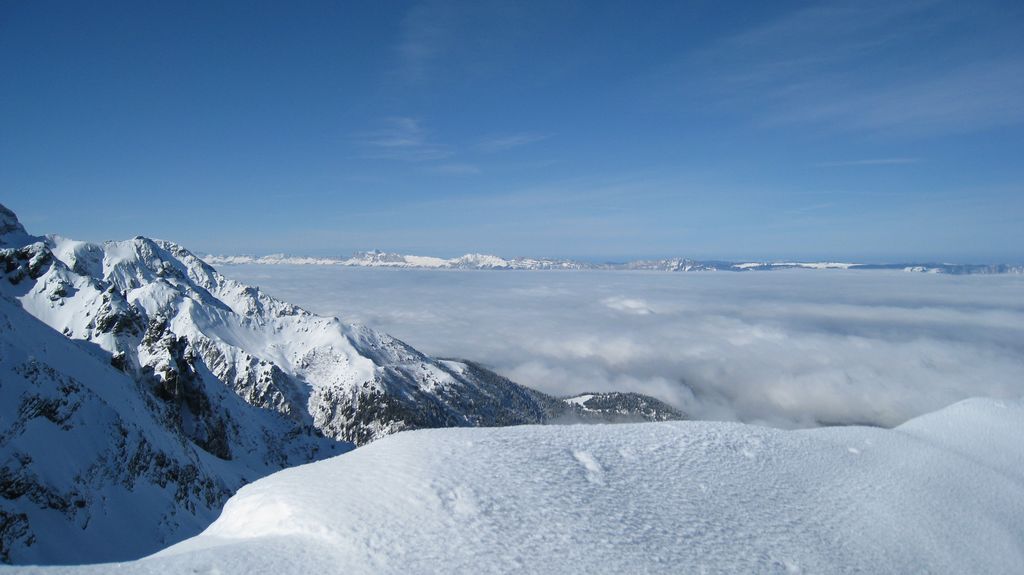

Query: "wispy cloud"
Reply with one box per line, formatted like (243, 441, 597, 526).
(355, 117, 547, 174)
(765, 60, 1024, 133)
(815, 158, 922, 167)
(784, 202, 836, 215)
(391, 1, 524, 85)
(395, 0, 456, 83)
(365, 117, 424, 148)
(686, 0, 1024, 134)
(356, 118, 487, 175)
(429, 163, 481, 175)
(478, 132, 551, 152)
(357, 117, 452, 162)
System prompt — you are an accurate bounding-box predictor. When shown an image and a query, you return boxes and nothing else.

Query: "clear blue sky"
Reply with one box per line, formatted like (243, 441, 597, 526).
(2, 0, 1022, 262)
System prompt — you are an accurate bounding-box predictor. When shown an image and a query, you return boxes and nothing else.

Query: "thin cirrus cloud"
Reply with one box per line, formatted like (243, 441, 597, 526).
(357, 117, 548, 174)
(390, 0, 522, 85)
(478, 132, 551, 152)
(687, 0, 1024, 134)
(220, 265, 1024, 430)
(393, 0, 456, 83)
(429, 163, 482, 175)
(763, 60, 1024, 133)
(815, 158, 922, 167)
(357, 117, 453, 162)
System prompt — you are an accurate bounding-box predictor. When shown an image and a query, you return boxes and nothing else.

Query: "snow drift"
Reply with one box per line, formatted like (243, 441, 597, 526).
(13, 397, 1024, 574)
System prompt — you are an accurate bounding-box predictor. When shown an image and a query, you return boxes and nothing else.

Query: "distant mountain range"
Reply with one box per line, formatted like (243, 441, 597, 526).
(203, 250, 1024, 275)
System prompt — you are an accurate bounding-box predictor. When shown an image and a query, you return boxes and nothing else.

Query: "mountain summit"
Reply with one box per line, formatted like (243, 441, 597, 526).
(0, 204, 34, 248)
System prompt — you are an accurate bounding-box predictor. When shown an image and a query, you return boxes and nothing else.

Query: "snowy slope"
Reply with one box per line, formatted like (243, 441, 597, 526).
(0, 294, 343, 564)
(12, 397, 1024, 574)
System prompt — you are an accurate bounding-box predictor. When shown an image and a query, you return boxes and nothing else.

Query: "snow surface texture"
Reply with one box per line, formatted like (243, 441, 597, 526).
(219, 264, 1024, 429)
(203, 250, 1024, 274)
(9, 398, 1024, 574)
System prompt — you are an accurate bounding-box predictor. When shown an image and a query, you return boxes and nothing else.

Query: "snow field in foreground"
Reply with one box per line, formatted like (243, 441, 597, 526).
(9, 398, 1024, 574)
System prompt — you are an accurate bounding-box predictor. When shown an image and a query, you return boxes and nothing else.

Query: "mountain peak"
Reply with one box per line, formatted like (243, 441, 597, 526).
(0, 203, 31, 247)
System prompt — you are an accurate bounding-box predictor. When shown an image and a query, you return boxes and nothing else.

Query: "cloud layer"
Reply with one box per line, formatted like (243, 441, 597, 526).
(222, 266, 1024, 428)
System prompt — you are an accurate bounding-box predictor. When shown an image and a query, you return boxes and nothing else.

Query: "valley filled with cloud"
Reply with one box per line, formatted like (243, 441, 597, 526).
(222, 265, 1024, 428)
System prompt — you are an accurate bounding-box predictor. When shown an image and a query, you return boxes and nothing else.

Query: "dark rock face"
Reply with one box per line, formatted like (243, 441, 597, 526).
(91, 288, 144, 336)
(0, 511, 32, 563)
(318, 360, 686, 445)
(0, 205, 27, 240)
(1, 245, 54, 285)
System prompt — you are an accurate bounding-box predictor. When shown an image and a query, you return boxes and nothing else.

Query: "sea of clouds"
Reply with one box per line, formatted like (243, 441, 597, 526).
(221, 265, 1024, 428)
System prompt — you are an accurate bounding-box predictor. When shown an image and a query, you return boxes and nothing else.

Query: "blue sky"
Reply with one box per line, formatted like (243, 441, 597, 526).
(2, 0, 1022, 262)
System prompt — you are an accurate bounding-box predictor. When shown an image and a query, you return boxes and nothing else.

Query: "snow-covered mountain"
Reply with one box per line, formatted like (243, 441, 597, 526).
(204, 249, 1024, 274)
(204, 250, 590, 270)
(16, 397, 1024, 574)
(0, 204, 682, 565)
(0, 285, 341, 564)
